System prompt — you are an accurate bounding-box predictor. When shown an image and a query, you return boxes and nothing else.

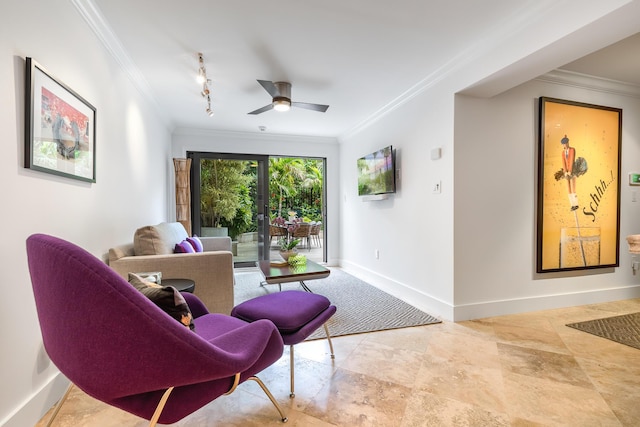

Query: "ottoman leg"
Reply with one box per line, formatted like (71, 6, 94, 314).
(289, 345, 295, 398)
(289, 322, 335, 399)
(323, 323, 335, 359)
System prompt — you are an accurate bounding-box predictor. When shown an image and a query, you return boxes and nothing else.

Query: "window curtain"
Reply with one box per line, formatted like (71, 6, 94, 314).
(173, 158, 192, 235)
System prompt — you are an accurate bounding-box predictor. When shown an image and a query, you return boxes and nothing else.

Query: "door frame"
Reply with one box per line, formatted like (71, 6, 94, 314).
(188, 151, 270, 267)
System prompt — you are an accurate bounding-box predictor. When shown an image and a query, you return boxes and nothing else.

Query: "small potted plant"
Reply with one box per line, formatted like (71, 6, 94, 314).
(278, 237, 300, 261)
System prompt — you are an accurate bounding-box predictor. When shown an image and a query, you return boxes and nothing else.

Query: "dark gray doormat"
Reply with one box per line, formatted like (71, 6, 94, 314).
(567, 312, 640, 350)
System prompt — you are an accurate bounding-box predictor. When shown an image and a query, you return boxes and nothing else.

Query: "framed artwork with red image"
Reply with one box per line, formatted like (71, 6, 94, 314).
(25, 57, 96, 183)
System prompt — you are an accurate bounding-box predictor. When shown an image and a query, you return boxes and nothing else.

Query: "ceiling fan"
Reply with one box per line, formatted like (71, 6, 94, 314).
(248, 80, 329, 115)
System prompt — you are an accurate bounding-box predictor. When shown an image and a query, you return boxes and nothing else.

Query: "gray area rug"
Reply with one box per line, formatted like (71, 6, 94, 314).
(567, 312, 640, 350)
(234, 268, 441, 340)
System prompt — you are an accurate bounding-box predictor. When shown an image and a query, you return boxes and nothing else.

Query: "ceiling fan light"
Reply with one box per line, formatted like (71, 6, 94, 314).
(273, 98, 291, 112)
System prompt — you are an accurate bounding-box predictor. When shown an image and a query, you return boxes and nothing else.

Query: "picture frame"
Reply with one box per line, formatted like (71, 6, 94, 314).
(24, 57, 96, 183)
(536, 97, 622, 273)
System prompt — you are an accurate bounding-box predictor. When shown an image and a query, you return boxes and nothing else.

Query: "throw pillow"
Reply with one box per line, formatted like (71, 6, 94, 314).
(133, 225, 163, 256)
(174, 240, 195, 253)
(186, 235, 203, 252)
(128, 273, 195, 330)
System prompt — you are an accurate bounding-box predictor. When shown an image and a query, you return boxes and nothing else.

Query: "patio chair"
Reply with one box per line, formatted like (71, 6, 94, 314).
(26, 233, 287, 426)
(309, 221, 322, 248)
(291, 223, 312, 250)
(269, 224, 288, 246)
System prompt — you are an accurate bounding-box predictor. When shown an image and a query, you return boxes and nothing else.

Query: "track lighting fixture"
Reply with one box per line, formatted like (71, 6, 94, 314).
(197, 53, 213, 117)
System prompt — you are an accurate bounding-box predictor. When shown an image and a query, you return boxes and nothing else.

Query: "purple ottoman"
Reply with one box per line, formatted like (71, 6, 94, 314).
(231, 290, 336, 397)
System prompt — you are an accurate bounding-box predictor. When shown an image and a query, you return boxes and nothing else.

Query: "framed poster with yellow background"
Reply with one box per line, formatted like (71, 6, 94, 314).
(537, 97, 622, 273)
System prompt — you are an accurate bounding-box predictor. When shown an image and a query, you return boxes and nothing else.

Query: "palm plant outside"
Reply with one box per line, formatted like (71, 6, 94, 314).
(200, 159, 251, 228)
(199, 157, 323, 239)
(269, 157, 323, 220)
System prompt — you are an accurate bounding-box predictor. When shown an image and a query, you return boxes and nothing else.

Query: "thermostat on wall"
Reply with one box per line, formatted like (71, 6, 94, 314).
(630, 173, 640, 186)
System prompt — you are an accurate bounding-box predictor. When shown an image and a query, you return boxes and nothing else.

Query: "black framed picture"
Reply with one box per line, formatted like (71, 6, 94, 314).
(25, 57, 96, 183)
(537, 97, 622, 273)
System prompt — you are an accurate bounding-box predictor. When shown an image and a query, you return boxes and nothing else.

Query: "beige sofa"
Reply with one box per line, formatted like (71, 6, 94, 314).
(108, 222, 234, 314)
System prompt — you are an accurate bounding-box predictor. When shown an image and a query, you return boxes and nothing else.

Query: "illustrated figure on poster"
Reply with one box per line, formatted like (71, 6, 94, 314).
(554, 135, 587, 211)
(52, 113, 81, 160)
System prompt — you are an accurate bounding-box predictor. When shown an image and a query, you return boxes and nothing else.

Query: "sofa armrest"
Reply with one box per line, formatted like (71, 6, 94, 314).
(109, 251, 234, 314)
(200, 236, 232, 252)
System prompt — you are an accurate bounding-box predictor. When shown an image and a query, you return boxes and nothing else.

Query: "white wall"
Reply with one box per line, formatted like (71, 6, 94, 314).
(338, 73, 640, 324)
(0, 1, 172, 425)
(338, 82, 457, 320)
(336, 1, 640, 323)
(172, 129, 341, 264)
(453, 76, 640, 320)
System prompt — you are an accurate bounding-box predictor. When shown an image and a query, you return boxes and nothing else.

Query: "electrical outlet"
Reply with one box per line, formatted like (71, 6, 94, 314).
(432, 180, 442, 194)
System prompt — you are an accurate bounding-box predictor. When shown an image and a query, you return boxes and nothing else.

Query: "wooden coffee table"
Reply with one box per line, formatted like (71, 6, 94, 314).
(256, 259, 330, 292)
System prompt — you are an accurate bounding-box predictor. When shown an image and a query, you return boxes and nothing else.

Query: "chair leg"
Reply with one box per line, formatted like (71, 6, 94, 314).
(248, 376, 288, 423)
(45, 383, 175, 427)
(148, 387, 175, 427)
(45, 383, 74, 427)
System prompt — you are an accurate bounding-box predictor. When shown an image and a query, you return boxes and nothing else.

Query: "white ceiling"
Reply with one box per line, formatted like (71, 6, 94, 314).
(559, 31, 640, 86)
(84, 0, 639, 139)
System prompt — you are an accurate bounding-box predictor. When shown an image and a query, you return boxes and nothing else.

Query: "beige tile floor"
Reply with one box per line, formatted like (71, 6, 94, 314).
(37, 298, 640, 426)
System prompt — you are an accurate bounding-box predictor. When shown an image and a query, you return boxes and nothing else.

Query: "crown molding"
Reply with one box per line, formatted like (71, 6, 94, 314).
(71, 0, 170, 125)
(537, 69, 640, 99)
(172, 127, 338, 145)
(340, 1, 561, 141)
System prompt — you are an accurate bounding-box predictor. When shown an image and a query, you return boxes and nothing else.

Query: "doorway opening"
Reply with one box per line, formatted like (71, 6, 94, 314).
(189, 152, 326, 267)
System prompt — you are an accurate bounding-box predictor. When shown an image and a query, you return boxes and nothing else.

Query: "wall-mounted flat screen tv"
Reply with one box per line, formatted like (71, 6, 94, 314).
(357, 145, 396, 196)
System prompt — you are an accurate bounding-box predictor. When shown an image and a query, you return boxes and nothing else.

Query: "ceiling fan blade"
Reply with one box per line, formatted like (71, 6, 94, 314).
(248, 104, 274, 115)
(257, 80, 280, 98)
(292, 102, 329, 113)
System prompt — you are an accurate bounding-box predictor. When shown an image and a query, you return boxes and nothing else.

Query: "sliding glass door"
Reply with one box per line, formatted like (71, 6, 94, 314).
(189, 152, 327, 266)
(189, 152, 269, 267)
(268, 156, 327, 263)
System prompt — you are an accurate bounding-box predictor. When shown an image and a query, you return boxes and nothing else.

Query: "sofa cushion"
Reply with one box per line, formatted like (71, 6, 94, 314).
(174, 240, 195, 253)
(133, 222, 189, 255)
(186, 235, 204, 252)
(128, 273, 195, 330)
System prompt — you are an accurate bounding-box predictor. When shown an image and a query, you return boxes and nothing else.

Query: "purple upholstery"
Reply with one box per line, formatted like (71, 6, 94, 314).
(26, 234, 283, 424)
(231, 290, 336, 345)
(187, 235, 204, 252)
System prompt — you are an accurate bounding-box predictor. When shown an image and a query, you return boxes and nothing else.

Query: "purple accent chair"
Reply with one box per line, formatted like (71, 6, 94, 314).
(26, 234, 287, 426)
(231, 290, 336, 397)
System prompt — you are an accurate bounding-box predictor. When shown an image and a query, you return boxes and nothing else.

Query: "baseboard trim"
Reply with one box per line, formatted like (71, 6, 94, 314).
(452, 284, 640, 321)
(339, 260, 453, 321)
(2, 372, 68, 427)
(337, 260, 640, 322)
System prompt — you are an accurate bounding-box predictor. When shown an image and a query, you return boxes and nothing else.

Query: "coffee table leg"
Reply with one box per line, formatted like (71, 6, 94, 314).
(260, 281, 282, 292)
(299, 280, 313, 293)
